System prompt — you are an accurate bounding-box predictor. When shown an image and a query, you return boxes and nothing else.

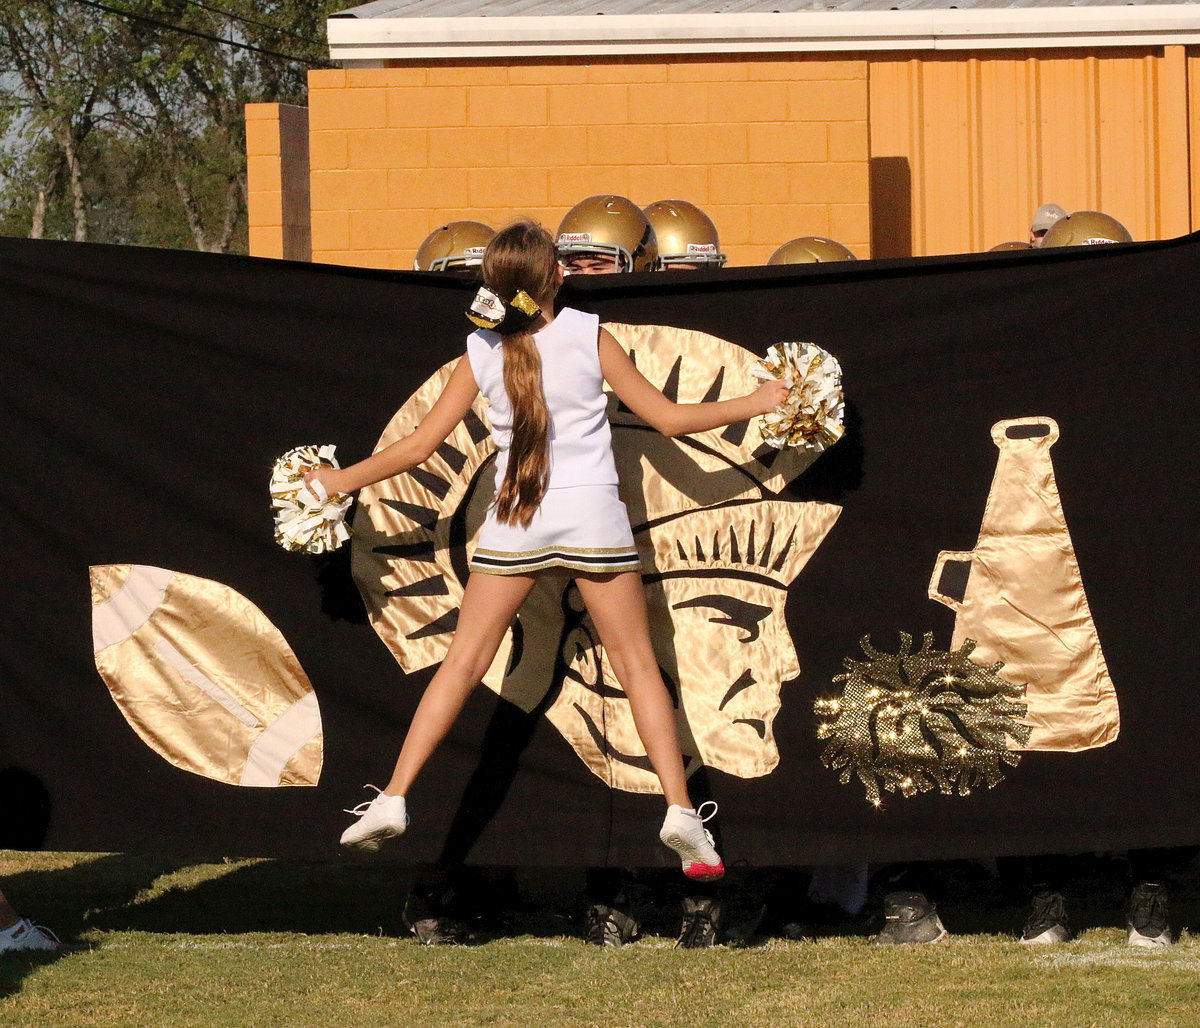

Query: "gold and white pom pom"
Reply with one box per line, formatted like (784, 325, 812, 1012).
(751, 341, 845, 452)
(270, 444, 352, 554)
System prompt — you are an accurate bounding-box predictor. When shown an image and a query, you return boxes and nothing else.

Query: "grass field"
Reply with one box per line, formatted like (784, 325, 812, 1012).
(3, 849, 1200, 1027)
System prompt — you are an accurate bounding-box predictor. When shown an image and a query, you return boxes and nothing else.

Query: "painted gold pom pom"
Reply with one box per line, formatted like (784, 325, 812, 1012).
(815, 632, 1032, 807)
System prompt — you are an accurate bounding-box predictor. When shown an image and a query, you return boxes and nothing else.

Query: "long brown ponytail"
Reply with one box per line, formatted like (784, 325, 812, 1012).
(481, 221, 561, 528)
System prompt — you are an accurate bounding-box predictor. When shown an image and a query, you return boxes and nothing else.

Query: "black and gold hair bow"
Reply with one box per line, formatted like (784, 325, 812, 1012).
(466, 286, 542, 334)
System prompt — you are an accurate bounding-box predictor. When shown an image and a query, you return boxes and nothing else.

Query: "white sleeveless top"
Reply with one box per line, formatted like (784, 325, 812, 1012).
(465, 307, 619, 491)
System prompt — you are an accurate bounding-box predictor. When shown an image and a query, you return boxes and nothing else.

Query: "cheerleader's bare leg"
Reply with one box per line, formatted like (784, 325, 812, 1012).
(574, 570, 724, 878)
(383, 572, 537, 797)
(341, 572, 536, 850)
(572, 570, 692, 807)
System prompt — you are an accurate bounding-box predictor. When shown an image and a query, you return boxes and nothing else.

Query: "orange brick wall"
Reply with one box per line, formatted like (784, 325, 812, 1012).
(304, 56, 870, 270)
(246, 103, 312, 261)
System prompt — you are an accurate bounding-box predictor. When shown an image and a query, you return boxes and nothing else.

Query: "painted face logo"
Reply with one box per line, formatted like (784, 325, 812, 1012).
(550, 501, 839, 791)
(351, 324, 841, 793)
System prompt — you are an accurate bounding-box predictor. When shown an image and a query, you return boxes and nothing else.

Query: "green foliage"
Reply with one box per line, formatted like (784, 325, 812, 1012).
(0, 0, 343, 252)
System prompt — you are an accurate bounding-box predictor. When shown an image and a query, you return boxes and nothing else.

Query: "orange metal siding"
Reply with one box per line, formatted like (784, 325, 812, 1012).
(869, 47, 1192, 256)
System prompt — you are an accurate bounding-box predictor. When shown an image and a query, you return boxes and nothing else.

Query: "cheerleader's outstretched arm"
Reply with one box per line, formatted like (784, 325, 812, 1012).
(306, 356, 480, 495)
(598, 328, 787, 438)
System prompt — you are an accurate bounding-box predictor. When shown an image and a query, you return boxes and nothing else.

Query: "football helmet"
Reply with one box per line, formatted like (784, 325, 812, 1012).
(1042, 211, 1132, 247)
(1030, 203, 1068, 234)
(643, 199, 726, 268)
(414, 221, 495, 272)
(556, 195, 659, 273)
(767, 236, 857, 265)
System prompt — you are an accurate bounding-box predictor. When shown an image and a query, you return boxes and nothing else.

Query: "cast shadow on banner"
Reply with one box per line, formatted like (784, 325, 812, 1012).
(347, 324, 847, 844)
(374, 436, 864, 868)
(0, 768, 50, 852)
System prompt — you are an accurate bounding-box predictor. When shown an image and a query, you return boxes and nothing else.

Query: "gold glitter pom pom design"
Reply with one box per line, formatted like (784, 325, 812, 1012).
(815, 633, 1032, 807)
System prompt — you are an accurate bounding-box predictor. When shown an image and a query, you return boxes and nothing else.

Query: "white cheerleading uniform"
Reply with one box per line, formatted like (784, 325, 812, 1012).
(465, 307, 640, 576)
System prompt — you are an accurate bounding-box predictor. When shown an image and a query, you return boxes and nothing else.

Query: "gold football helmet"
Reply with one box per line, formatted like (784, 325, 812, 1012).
(767, 236, 857, 265)
(643, 199, 726, 268)
(556, 195, 659, 273)
(414, 221, 495, 272)
(1042, 211, 1132, 247)
(989, 241, 1034, 252)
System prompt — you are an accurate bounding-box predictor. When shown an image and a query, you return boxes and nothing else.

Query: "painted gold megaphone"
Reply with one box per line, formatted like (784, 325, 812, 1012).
(928, 417, 1119, 751)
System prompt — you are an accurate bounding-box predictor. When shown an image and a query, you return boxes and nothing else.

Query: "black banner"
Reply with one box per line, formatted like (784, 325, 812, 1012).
(2, 232, 1197, 866)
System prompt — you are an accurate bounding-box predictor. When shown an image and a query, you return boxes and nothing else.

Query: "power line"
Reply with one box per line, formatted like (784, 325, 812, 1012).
(70, 0, 321, 62)
(65, 0, 323, 65)
(176, 0, 326, 49)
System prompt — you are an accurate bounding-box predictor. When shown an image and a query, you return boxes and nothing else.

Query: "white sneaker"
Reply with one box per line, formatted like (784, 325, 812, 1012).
(0, 918, 61, 953)
(339, 786, 408, 852)
(659, 801, 725, 881)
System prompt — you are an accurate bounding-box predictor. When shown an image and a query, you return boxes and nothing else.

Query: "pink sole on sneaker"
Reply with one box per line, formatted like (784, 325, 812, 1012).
(684, 861, 726, 881)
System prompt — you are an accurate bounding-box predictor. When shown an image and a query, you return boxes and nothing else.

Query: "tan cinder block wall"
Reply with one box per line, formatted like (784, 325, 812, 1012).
(305, 56, 870, 270)
(246, 103, 312, 261)
(869, 46, 1192, 256)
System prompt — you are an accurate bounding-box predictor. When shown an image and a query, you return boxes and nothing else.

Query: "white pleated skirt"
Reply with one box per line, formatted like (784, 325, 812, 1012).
(469, 484, 641, 576)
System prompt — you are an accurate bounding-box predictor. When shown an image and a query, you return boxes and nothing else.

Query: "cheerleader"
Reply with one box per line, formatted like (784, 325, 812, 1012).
(308, 221, 787, 880)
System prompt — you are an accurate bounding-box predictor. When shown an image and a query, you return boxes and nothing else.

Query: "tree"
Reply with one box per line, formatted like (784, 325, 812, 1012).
(0, 0, 339, 251)
(0, 6, 125, 240)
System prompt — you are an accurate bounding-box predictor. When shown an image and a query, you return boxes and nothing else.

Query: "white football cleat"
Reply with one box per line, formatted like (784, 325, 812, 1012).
(0, 918, 61, 953)
(660, 801, 725, 881)
(339, 786, 409, 853)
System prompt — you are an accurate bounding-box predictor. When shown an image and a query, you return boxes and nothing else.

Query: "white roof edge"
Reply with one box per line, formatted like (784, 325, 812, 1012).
(327, 7, 1200, 60)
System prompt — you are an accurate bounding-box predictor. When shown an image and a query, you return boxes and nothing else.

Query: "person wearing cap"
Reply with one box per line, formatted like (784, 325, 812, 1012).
(1029, 204, 1068, 248)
